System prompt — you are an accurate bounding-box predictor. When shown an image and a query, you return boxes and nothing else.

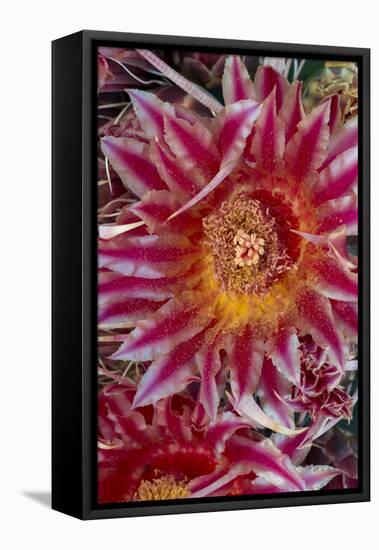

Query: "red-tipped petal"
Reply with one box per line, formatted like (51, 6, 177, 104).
(101, 136, 166, 197)
(222, 55, 255, 104)
(266, 327, 301, 386)
(111, 294, 211, 361)
(254, 65, 289, 110)
(251, 89, 285, 172)
(205, 412, 250, 454)
(296, 289, 344, 368)
(311, 147, 357, 206)
(284, 101, 330, 184)
(99, 297, 162, 327)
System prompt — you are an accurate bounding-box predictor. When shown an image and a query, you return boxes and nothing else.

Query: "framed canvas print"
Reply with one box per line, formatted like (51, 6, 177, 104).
(52, 30, 370, 520)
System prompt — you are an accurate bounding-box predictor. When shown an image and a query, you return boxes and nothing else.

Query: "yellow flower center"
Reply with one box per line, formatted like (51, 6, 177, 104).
(133, 475, 190, 501)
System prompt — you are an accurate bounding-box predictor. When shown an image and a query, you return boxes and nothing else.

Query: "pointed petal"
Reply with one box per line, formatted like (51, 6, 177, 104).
(320, 117, 358, 170)
(311, 147, 358, 206)
(228, 326, 264, 404)
(296, 289, 344, 368)
(226, 436, 307, 491)
(258, 358, 295, 430)
(98, 271, 184, 304)
(232, 394, 304, 436)
(331, 300, 358, 338)
(284, 101, 330, 184)
(164, 108, 220, 185)
(222, 55, 255, 104)
(317, 194, 358, 235)
(254, 65, 290, 110)
(150, 140, 202, 201)
(266, 327, 301, 385)
(99, 297, 162, 327)
(251, 89, 285, 172)
(129, 190, 200, 235)
(279, 80, 305, 142)
(311, 256, 358, 302)
(111, 293, 211, 361)
(327, 94, 342, 133)
(298, 465, 341, 490)
(127, 88, 168, 140)
(197, 342, 222, 422)
(101, 136, 166, 197)
(189, 465, 248, 497)
(99, 234, 199, 278)
(217, 100, 261, 167)
(132, 331, 206, 407)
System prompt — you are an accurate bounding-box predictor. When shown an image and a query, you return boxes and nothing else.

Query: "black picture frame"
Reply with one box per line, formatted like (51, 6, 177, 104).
(52, 30, 370, 520)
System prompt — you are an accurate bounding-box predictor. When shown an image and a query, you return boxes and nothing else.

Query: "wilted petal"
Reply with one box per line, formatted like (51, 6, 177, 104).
(296, 289, 344, 368)
(311, 147, 357, 206)
(266, 327, 301, 385)
(254, 65, 289, 110)
(197, 341, 222, 422)
(99, 234, 199, 278)
(279, 80, 304, 142)
(101, 136, 166, 197)
(251, 89, 285, 172)
(284, 101, 330, 184)
(311, 256, 358, 302)
(132, 331, 206, 407)
(205, 412, 251, 454)
(232, 393, 304, 436)
(228, 326, 264, 404)
(298, 465, 341, 490)
(317, 194, 358, 235)
(222, 55, 255, 104)
(258, 359, 295, 430)
(225, 436, 307, 491)
(111, 294, 211, 361)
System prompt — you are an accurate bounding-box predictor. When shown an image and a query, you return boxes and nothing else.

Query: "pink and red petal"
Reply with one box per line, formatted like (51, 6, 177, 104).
(251, 89, 285, 173)
(317, 194, 358, 235)
(311, 147, 357, 206)
(311, 256, 358, 302)
(284, 101, 330, 184)
(279, 80, 304, 142)
(266, 327, 301, 385)
(101, 136, 166, 197)
(222, 55, 255, 105)
(254, 65, 289, 111)
(111, 293, 211, 362)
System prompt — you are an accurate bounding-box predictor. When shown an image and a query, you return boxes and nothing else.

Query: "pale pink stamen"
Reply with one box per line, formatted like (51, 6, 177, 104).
(233, 230, 265, 268)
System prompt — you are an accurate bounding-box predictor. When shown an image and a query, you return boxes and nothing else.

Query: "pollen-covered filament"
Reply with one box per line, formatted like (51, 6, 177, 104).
(234, 230, 265, 267)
